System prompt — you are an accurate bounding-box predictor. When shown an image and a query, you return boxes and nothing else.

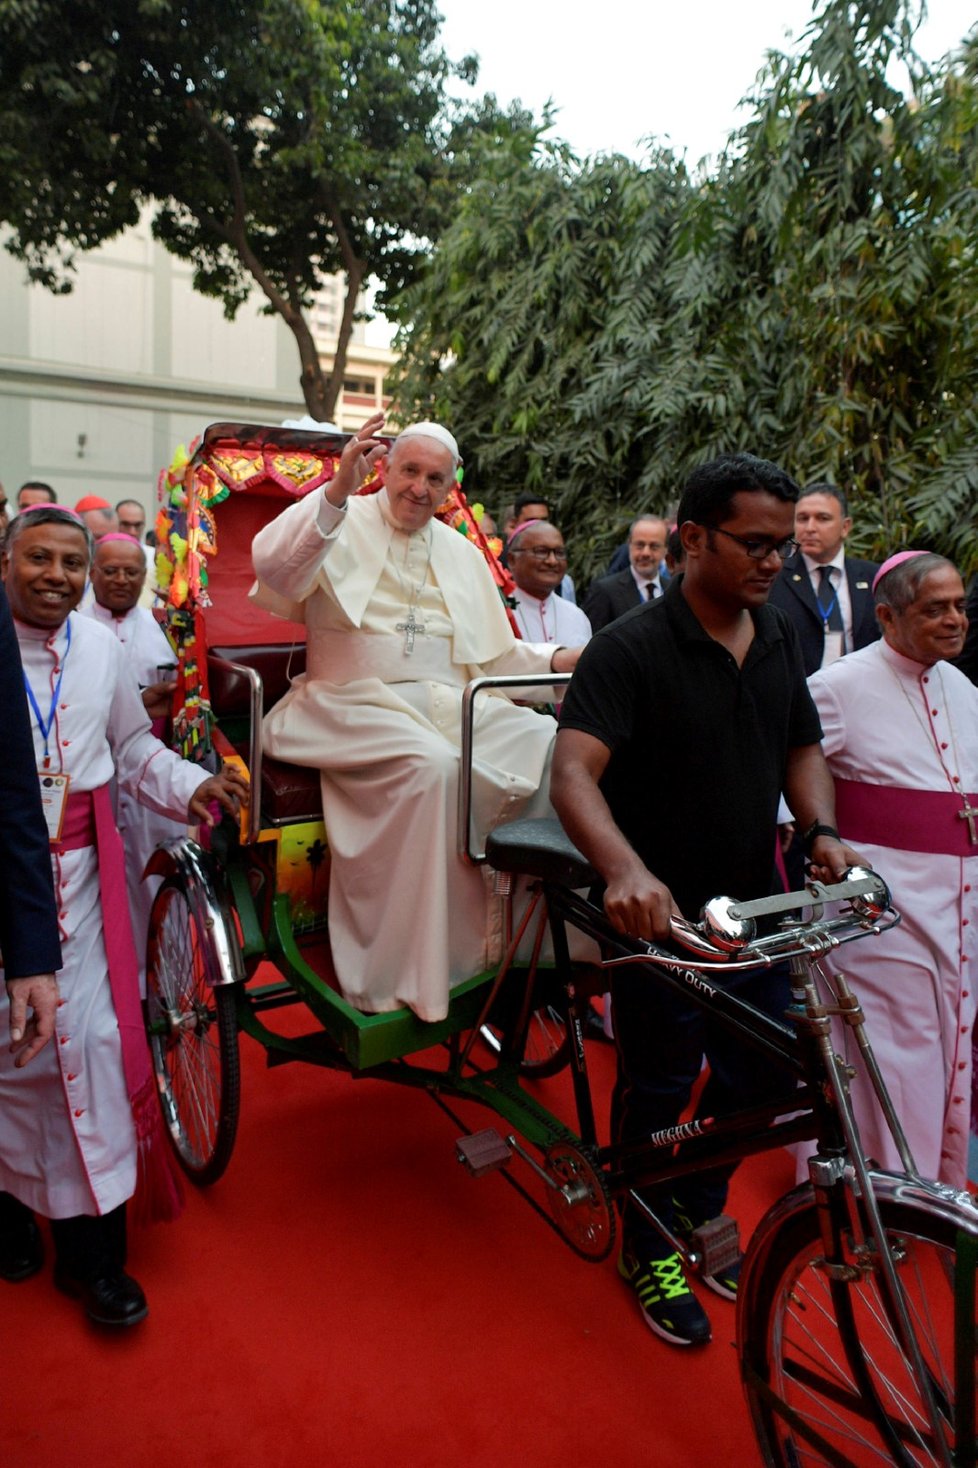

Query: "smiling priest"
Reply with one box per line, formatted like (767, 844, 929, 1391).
(805, 551, 978, 1186)
(0, 506, 247, 1326)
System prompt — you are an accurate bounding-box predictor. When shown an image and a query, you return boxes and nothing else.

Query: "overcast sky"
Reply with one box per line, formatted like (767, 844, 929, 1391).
(366, 3, 975, 343)
(436, 0, 976, 165)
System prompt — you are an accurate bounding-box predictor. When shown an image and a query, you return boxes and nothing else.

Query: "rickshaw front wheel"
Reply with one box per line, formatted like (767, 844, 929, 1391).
(145, 876, 241, 1184)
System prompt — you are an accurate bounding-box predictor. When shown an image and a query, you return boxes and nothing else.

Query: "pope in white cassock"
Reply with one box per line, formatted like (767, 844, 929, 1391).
(0, 507, 247, 1328)
(251, 415, 583, 1022)
(806, 551, 978, 1187)
(83, 533, 186, 988)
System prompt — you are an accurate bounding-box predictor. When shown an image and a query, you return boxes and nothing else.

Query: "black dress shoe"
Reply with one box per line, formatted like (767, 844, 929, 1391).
(54, 1264, 148, 1327)
(0, 1209, 43, 1283)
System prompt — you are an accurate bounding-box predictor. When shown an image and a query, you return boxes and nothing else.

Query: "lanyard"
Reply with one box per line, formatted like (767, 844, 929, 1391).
(815, 569, 840, 629)
(23, 618, 72, 768)
(818, 588, 839, 629)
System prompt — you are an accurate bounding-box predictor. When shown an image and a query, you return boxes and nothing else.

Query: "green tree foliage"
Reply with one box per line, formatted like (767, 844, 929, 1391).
(0, 0, 526, 420)
(392, 0, 978, 579)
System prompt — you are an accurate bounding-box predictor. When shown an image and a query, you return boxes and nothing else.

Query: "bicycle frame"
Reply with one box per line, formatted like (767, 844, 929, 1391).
(533, 868, 972, 1467)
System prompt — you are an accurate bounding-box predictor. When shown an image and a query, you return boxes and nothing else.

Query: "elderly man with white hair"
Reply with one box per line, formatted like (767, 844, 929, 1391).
(251, 414, 582, 1021)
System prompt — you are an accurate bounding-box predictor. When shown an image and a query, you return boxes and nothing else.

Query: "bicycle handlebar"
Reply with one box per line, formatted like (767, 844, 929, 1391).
(603, 866, 900, 975)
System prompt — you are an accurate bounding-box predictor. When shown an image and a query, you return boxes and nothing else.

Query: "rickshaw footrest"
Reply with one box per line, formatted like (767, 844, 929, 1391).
(456, 1129, 513, 1178)
(690, 1214, 740, 1276)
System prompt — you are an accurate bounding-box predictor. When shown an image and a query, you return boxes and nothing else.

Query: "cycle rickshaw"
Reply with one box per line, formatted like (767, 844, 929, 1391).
(145, 422, 978, 1467)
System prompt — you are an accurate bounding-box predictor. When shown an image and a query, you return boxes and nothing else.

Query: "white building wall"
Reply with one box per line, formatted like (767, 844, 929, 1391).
(0, 215, 395, 523)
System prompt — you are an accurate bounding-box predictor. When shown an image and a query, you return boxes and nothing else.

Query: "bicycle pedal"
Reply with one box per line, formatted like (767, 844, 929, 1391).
(690, 1214, 740, 1275)
(456, 1129, 512, 1178)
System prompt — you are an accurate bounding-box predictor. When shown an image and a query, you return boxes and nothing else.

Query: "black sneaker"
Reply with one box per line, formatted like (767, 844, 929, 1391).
(673, 1199, 742, 1301)
(701, 1256, 741, 1301)
(617, 1247, 711, 1346)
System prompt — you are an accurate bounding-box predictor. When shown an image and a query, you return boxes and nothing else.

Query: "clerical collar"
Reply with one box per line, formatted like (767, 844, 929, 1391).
(91, 600, 131, 623)
(13, 615, 70, 643)
(879, 637, 935, 676)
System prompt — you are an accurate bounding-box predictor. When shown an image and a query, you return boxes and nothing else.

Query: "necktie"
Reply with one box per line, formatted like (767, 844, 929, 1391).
(816, 566, 844, 643)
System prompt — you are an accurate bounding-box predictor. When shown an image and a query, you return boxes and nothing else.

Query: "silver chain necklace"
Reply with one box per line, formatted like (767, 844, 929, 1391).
(888, 659, 978, 844)
(391, 528, 433, 655)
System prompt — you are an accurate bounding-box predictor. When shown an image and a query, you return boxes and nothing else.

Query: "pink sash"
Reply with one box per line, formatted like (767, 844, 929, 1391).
(56, 788, 183, 1223)
(834, 778, 978, 858)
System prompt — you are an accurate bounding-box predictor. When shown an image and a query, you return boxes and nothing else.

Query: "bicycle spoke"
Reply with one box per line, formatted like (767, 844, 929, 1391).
(742, 1199, 971, 1467)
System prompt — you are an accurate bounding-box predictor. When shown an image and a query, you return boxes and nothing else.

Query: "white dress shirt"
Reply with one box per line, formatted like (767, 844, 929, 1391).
(802, 548, 852, 666)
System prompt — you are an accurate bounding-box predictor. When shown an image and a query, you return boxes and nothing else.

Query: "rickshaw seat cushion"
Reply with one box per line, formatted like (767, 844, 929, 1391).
(486, 818, 598, 888)
(260, 756, 324, 824)
(209, 644, 307, 716)
(206, 646, 321, 822)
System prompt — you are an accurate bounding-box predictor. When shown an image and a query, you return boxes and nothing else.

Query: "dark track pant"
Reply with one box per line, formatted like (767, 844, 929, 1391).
(610, 959, 794, 1257)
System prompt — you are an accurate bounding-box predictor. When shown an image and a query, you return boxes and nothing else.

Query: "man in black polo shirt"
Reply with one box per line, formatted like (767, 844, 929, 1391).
(552, 453, 857, 1348)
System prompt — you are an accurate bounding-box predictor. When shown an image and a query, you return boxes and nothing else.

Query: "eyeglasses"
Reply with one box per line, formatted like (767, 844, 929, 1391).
(512, 548, 568, 563)
(708, 526, 798, 561)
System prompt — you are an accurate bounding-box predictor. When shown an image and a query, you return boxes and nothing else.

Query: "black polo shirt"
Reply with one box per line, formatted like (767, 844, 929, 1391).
(558, 576, 822, 919)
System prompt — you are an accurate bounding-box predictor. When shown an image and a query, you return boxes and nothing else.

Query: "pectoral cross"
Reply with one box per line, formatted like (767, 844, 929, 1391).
(396, 608, 426, 655)
(957, 802, 978, 845)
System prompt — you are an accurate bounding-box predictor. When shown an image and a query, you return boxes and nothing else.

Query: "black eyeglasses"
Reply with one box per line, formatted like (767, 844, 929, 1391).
(513, 547, 569, 563)
(708, 526, 798, 562)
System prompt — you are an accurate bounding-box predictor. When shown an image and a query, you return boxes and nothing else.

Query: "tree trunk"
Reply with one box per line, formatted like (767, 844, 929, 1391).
(285, 261, 366, 423)
(324, 260, 367, 421)
(289, 309, 335, 422)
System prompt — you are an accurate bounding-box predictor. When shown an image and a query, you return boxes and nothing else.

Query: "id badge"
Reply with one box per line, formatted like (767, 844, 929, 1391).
(38, 772, 70, 842)
(821, 631, 844, 667)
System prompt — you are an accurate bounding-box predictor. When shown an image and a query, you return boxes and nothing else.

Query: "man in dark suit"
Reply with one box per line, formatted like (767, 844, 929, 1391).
(769, 483, 879, 675)
(0, 577, 62, 1283)
(0, 578, 61, 1066)
(583, 516, 669, 632)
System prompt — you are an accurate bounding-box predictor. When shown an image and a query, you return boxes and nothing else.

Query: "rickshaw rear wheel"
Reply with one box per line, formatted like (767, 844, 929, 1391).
(480, 1001, 571, 1078)
(145, 876, 241, 1184)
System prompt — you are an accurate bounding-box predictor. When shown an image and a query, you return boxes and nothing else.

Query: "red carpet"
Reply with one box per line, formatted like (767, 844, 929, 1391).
(6, 1025, 791, 1466)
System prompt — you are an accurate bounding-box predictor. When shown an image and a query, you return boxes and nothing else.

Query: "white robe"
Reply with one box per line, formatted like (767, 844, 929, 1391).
(0, 613, 207, 1218)
(511, 588, 592, 646)
(84, 601, 186, 987)
(807, 638, 978, 1186)
(251, 490, 562, 1021)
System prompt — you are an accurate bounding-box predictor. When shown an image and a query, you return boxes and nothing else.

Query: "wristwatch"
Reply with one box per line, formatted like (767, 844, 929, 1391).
(801, 820, 840, 852)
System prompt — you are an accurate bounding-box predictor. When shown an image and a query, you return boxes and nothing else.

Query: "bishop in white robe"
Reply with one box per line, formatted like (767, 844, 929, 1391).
(0, 507, 247, 1327)
(0, 611, 209, 1219)
(85, 538, 186, 987)
(806, 552, 978, 1187)
(251, 419, 582, 1022)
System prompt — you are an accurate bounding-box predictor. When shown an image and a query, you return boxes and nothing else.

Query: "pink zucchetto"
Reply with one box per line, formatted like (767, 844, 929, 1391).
(872, 550, 928, 595)
(506, 518, 546, 548)
(22, 503, 82, 520)
(96, 533, 143, 548)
